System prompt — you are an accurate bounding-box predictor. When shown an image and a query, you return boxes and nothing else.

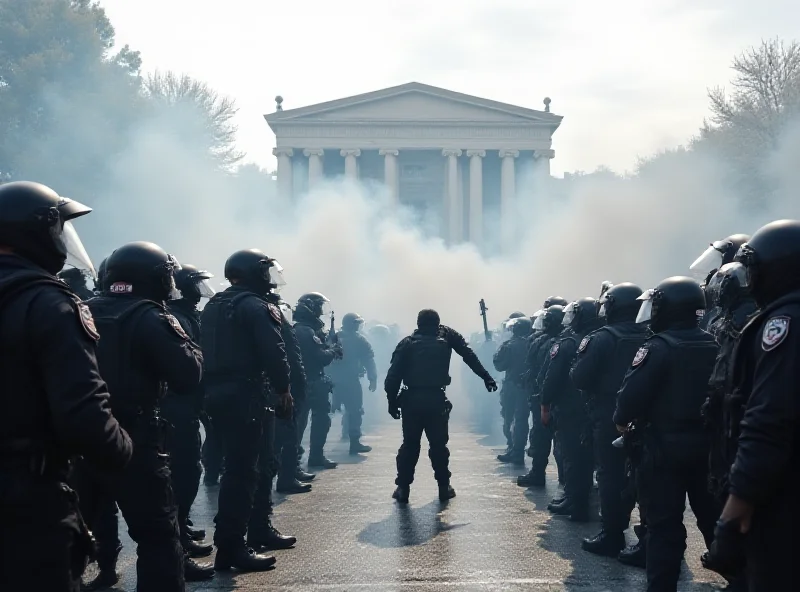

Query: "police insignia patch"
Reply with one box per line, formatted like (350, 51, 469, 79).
(696, 309, 705, 320)
(632, 347, 648, 367)
(550, 343, 560, 359)
(77, 302, 100, 341)
(762, 316, 790, 351)
(267, 303, 283, 323)
(164, 313, 189, 340)
(578, 336, 591, 353)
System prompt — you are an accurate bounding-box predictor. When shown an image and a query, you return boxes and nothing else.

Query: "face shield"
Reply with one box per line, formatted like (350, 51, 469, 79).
(562, 302, 577, 326)
(532, 309, 545, 331)
(718, 262, 750, 289)
(689, 242, 726, 276)
(598, 293, 611, 318)
(635, 289, 655, 324)
(58, 221, 97, 280)
(195, 278, 216, 298)
(321, 300, 332, 316)
(268, 259, 287, 291)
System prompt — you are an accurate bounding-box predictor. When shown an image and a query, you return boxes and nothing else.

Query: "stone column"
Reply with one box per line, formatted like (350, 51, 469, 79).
(272, 147, 294, 200)
(466, 150, 485, 246)
(379, 149, 399, 204)
(499, 149, 519, 247)
(303, 148, 324, 188)
(443, 149, 463, 243)
(341, 149, 361, 179)
(534, 148, 555, 178)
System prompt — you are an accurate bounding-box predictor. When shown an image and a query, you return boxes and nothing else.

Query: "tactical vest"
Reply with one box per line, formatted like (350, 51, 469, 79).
(648, 330, 718, 435)
(501, 336, 530, 386)
(591, 324, 649, 400)
(200, 289, 260, 381)
(403, 332, 452, 389)
(87, 296, 162, 423)
(330, 330, 363, 379)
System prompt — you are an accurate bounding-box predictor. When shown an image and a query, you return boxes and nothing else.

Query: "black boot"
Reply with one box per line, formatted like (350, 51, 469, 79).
(517, 471, 546, 487)
(214, 546, 276, 572)
(350, 440, 372, 455)
(392, 485, 410, 504)
(618, 540, 647, 568)
(183, 536, 213, 558)
(184, 556, 215, 581)
(308, 455, 338, 469)
(186, 524, 206, 541)
(582, 530, 626, 557)
(295, 468, 316, 482)
(548, 498, 573, 514)
(247, 519, 297, 550)
(276, 478, 312, 494)
(81, 544, 121, 591)
(496, 452, 525, 465)
(438, 484, 456, 501)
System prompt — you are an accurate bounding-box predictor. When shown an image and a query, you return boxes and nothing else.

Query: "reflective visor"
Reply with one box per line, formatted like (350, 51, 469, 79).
(598, 302, 609, 318)
(635, 289, 655, 324)
(689, 245, 724, 276)
(269, 260, 287, 289)
(562, 303, 577, 326)
(533, 313, 545, 331)
(61, 221, 96, 279)
(196, 278, 216, 298)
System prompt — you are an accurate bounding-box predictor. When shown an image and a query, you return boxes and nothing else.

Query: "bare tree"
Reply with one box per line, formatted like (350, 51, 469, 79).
(144, 70, 244, 169)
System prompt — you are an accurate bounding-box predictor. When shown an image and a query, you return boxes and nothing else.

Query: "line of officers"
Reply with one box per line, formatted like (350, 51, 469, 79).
(0, 181, 380, 592)
(489, 227, 798, 592)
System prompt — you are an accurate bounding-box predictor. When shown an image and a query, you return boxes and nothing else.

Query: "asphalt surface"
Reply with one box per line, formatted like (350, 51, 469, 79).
(96, 406, 728, 591)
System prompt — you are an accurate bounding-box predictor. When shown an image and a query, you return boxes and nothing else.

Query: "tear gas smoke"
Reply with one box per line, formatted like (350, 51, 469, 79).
(29, 86, 800, 337)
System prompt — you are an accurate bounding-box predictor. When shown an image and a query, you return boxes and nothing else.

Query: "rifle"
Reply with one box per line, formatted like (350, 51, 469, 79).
(479, 298, 492, 342)
(328, 310, 339, 345)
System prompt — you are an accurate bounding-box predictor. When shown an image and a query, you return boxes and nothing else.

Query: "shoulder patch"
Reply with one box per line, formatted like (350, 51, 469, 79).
(77, 302, 100, 341)
(550, 343, 560, 359)
(164, 313, 190, 340)
(267, 303, 282, 323)
(578, 336, 591, 353)
(631, 347, 648, 367)
(109, 282, 133, 294)
(762, 316, 790, 352)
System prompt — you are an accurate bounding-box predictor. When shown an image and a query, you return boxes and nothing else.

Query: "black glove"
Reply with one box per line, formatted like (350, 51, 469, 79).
(388, 402, 401, 420)
(442, 399, 453, 417)
(484, 377, 498, 392)
(702, 519, 746, 581)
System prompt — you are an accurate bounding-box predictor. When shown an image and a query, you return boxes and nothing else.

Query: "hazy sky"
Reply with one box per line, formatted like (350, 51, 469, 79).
(101, 0, 795, 176)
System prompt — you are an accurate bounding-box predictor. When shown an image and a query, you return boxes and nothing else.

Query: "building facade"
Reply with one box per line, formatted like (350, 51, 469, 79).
(265, 82, 562, 249)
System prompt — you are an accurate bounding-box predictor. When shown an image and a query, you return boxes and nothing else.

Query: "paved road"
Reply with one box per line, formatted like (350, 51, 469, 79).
(98, 410, 727, 591)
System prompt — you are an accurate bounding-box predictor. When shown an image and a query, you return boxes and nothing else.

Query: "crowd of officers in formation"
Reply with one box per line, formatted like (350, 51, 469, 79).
(0, 180, 796, 592)
(459, 230, 797, 592)
(0, 181, 401, 592)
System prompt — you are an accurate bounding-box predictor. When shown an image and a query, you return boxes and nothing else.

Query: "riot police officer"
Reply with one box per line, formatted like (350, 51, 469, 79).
(386, 309, 497, 503)
(85, 241, 204, 591)
(494, 316, 532, 465)
(572, 283, 650, 557)
(705, 220, 800, 591)
(163, 262, 217, 580)
(201, 249, 291, 572)
(496, 311, 528, 455)
(0, 181, 133, 592)
(294, 292, 342, 469)
(518, 303, 565, 488)
(541, 298, 602, 522)
(614, 276, 719, 592)
(329, 312, 378, 454)
(58, 266, 95, 300)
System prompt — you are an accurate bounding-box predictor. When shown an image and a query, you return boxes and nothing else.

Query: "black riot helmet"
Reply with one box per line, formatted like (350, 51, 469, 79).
(297, 292, 331, 318)
(224, 249, 286, 295)
(507, 316, 532, 337)
(0, 181, 95, 275)
(174, 263, 215, 304)
(95, 257, 109, 294)
(562, 297, 599, 332)
(542, 305, 565, 334)
(105, 241, 179, 302)
(508, 311, 526, 319)
(690, 233, 750, 277)
(705, 263, 750, 312)
(636, 276, 705, 333)
(732, 219, 800, 307)
(599, 283, 644, 323)
(544, 296, 568, 308)
(342, 312, 364, 332)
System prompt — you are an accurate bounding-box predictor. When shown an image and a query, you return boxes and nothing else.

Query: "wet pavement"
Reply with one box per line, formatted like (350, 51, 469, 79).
(99, 410, 728, 591)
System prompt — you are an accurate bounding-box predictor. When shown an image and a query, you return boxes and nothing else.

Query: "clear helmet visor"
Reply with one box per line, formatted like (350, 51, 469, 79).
(505, 317, 521, 330)
(321, 300, 332, 316)
(598, 302, 609, 318)
(532, 313, 545, 331)
(718, 261, 750, 288)
(689, 245, 724, 276)
(269, 260, 287, 291)
(196, 278, 216, 298)
(635, 289, 655, 324)
(562, 302, 577, 326)
(59, 221, 96, 280)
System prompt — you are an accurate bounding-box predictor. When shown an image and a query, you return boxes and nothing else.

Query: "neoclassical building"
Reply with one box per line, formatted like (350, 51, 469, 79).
(265, 82, 562, 248)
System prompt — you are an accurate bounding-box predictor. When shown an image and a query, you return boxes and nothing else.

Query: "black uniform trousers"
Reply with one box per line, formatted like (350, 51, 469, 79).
(275, 405, 300, 483)
(251, 408, 278, 532)
(593, 411, 635, 535)
(395, 388, 451, 487)
(296, 379, 332, 458)
(743, 489, 793, 592)
(161, 396, 202, 538)
(509, 383, 530, 457)
(643, 454, 717, 592)
(200, 413, 224, 481)
(209, 388, 266, 551)
(557, 405, 594, 509)
(528, 395, 557, 477)
(0, 470, 87, 592)
(337, 378, 364, 441)
(72, 458, 122, 569)
(499, 381, 514, 448)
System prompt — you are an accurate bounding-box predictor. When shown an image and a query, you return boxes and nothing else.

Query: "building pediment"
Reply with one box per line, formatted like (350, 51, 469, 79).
(265, 82, 562, 130)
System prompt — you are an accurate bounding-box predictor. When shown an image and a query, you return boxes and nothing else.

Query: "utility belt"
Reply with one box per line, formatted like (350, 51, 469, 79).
(0, 438, 68, 478)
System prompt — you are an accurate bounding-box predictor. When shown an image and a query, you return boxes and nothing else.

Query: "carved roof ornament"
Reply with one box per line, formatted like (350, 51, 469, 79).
(543, 97, 551, 113)
(275, 95, 284, 112)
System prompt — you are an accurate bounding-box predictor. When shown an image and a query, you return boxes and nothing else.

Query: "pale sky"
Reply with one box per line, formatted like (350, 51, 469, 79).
(101, 0, 796, 176)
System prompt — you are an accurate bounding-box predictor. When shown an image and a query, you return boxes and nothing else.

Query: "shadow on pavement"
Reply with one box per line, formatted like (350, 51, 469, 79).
(358, 500, 469, 549)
